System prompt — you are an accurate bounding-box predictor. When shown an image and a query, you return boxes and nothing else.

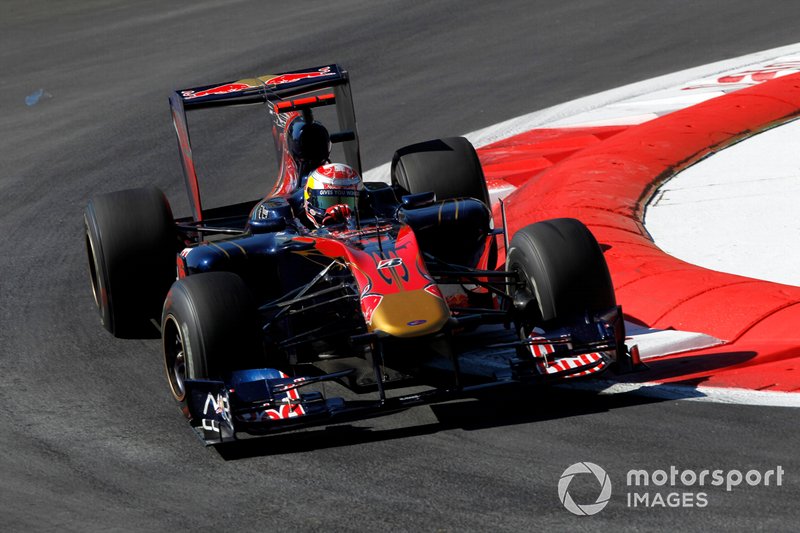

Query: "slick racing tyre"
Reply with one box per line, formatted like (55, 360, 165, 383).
(84, 186, 176, 337)
(161, 272, 262, 402)
(506, 218, 615, 327)
(391, 136, 490, 206)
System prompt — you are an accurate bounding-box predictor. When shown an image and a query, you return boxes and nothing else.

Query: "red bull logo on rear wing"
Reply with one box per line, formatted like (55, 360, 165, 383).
(180, 65, 338, 101)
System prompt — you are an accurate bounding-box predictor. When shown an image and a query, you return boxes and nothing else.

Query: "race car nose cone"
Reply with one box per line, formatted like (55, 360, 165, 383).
(368, 289, 450, 338)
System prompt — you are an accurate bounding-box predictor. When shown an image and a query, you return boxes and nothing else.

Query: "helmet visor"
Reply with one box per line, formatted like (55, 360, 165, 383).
(311, 189, 359, 210)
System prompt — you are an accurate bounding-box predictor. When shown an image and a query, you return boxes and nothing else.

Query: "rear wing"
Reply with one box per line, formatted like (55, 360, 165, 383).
(169, 64, 361, 222)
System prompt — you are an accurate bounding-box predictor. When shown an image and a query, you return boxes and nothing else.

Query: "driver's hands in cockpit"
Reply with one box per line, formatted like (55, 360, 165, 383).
(322, 204, 352, 225)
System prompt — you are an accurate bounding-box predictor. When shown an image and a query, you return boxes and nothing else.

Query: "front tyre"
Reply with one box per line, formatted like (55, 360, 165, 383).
(506, 218, 615, 328)
(161, 272, 262, 402)
(84, 187, 176, 337)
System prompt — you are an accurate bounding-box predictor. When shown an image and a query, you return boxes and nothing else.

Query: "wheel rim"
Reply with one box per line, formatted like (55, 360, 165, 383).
(163, 315, 187, 401)
(507, 261, 531, 301)
(507, 259, 542, 337)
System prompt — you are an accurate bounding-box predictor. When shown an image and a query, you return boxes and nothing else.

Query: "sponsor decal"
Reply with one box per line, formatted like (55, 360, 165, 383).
(682, 61, 800, 91)
(717, 61, 800, 84)
(238, 402, 305, 423)
(407, 319, 427, 327)
(181, 66, 335, 100)
(256, 204, 271, 220)
(201, 392, 231, 433)
(263, 66, 334, 86)
(236, 371, 306, 423)
(377, 257, 403, 270)
(182, 83, 252, 100)
(264, 402, 305, 420)
(316, 188, 359, 196)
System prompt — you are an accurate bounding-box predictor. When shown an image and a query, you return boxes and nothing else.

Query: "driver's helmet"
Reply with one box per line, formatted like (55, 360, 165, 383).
(304, 163, 363, 226)
(287, 117, 331, 166)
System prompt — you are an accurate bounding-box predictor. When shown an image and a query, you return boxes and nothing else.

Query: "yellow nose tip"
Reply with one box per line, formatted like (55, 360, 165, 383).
(368, 290, 450, 338)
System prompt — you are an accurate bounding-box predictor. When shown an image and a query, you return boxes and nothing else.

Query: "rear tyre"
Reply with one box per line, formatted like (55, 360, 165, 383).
(84, 187, 176, 337)
(391, 136, 490, 205)
(161, 272, 262, 402)
(506, 218, 615, 328)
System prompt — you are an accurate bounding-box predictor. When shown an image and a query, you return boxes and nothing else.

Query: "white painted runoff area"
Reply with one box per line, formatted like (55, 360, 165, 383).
(646, 118, 800, 288)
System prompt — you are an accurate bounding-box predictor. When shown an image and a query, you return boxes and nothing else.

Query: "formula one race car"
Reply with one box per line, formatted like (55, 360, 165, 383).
(84, 64, 639, 445)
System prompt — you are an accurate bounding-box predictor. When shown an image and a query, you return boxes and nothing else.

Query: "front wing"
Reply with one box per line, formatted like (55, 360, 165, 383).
(184, 310, 640, 446)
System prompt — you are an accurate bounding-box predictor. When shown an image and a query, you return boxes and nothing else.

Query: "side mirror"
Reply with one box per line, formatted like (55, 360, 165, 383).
(401, 191, 436, 209)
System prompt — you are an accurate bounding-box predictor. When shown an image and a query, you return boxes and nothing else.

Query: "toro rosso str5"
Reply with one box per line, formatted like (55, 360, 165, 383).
(83, 64, 640, 445)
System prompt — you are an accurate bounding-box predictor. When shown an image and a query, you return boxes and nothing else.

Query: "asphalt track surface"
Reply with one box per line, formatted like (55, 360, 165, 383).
(3, 1, 800, 531)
